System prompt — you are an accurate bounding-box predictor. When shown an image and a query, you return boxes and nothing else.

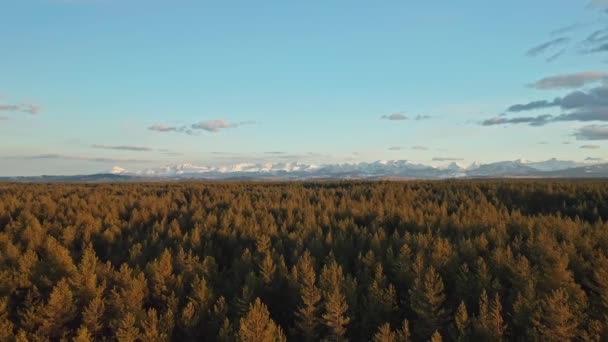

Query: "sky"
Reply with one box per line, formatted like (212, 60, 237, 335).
(1, 0, 608, 176)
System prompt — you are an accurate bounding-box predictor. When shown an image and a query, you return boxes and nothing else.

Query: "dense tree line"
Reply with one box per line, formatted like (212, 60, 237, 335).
(0, 180, 607, 341)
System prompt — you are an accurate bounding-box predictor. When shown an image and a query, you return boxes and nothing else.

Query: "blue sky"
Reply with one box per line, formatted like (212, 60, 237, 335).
(1, 0, 607, 175)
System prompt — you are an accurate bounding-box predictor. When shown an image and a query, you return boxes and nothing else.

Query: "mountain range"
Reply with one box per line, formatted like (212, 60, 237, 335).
(1, 158, 607, 182)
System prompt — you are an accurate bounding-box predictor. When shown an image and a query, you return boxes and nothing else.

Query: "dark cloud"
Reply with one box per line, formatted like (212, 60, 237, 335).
(507, 100, 555, 112)
(585, 29, 608, 44)
(147, 124, 195, 135)
(381, 113, 408, 120)
(588, 42, 608, 53)
(507, 85, 608, 115)
(545, 49, 566, 62)
(0, 103, 41, 115)
(526, 37, 570, 57)
(92, 144, 153, 152)
(586, 156, 603, 161)
(388, 146, 403, 151)
(551, 22, 587, 35)
(580, 144, 601, 149)
(482, 109, 608, 126)
(529, 72, 608, 90)
(432, 157, 464, 161)
(415, 115, 432, 120)
(264, 151, 287, 155)
(481, 114, 552, 126)
(148, 124, 180, 132)
(574, 124, 608, 140)
(1, 154, 154, 163)
(411, 145, 428, 151)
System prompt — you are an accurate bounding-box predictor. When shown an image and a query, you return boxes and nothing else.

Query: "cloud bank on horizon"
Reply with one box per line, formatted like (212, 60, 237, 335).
(0, 0, 607, 176)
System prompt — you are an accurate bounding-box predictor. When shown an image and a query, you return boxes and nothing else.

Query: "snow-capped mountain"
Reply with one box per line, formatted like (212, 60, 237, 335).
(2, 159, 607, 182)
(122, 158, 608, 179)
(520, 158, 583, 172)
(466, 160, 539, 177)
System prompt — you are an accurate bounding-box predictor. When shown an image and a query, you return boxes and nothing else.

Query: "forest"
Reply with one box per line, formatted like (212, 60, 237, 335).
(0, 180, 607, 341)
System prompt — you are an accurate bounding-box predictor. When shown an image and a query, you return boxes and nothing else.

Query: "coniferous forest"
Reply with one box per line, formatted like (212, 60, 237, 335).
(0, 181, 607, 342)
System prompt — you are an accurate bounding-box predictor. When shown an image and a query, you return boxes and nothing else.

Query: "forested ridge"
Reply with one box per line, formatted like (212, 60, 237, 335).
(0, 181, 607, 341)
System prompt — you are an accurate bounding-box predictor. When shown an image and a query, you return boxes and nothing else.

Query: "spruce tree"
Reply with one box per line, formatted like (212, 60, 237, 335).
(295, 251, 322, 341)
(238, 298, 285, 342)
(409, 267, 446, 340)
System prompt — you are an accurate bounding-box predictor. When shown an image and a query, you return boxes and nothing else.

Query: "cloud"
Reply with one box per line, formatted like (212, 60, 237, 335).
(551, 22, 587, 35)
(380, 113, 430, 121)
(147, 124, 195, 135)
(191, 119, 257, 132)
(411, 145, 428, 151)
(546, 49, 566, 62)
(538, 141, 549, 145)
(92, 144, 153, 152)
(490, 83, 608, 126)
(481, 114, 552, 126)
(264, 151, 287, 155)
(585, 29, 608, 44)
(0, 116, 8, 121)
(586, 156, 603, 161)
(506, 85, 608, 115)
(192, 119, 238, 132)
(432, 157, 464, 161)
(388, 146, 403, 151)
(482, 109, 608, 126)
(507, 100, 555, 112)
(0, 103, 41, 115)
(529, 72, 608, 90)
(526, 37, 570, 57)
(591, 0, 608, 8)
(588, 43, 608, 53)
(381, 113, 408, 120)
(150, 119, 255, 134)
(574, 124, 608, 140)
(1, 154, 154, 163)
(580, 144, 601, 149)
(148, 124, 180, 132)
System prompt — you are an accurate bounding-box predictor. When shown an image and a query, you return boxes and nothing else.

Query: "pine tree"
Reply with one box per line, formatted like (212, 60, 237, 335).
(397, 319, 411, 342)
(533, 289, 579, 341)
(73, 326, 93, 342)
(142, 308, 167, 342)
(474, 290, 491, 340)
(0, 298, 14, 340)
(238, 298, 285, 342)
(409, 267, 446, 340)
(373, 323, 397, 342)
(81, 295, 105, 336)
(489, 294, 506, 340)
(259, 253, 276, 285)
(429, 330, 442, 342)
(453, 301, 469, 342)
(364, 265, 397, 334)
(38, 278, 77, 339)
(295, 251, 322, 341)
(116, 312, 141, 342)
(218, 318, 235, 342)
(322, 287, 350, 341)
